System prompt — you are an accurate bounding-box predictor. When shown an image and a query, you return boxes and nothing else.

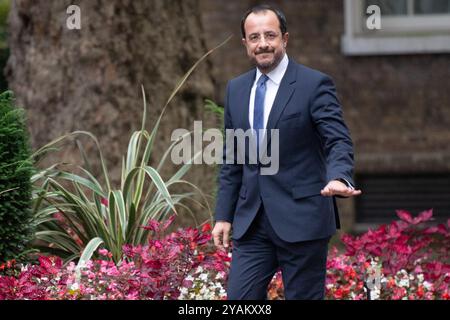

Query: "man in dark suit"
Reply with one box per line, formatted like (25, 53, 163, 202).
(212, 4, 361, 300)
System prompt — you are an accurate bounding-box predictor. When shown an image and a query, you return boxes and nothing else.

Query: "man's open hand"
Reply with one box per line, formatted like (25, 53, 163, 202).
(321, 180, 362, 197)
(212, 221, 232, 249)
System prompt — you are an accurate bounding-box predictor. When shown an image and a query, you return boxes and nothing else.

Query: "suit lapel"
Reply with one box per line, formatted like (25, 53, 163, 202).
(238, 69, 256, 131)
(265, 59, 297, 145)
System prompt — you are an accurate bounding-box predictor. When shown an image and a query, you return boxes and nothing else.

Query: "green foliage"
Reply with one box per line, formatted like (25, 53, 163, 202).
(0, 0, 9, 26)
(0, 91, 34, 262)
(204, 99, 224, 127)
(31, 38, 231, 264)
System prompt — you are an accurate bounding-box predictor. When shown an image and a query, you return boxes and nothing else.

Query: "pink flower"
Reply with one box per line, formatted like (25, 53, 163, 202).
(98, 248, 109, 256)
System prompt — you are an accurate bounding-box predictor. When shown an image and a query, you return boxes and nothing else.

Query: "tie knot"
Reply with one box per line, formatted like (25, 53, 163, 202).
(257, 74, 269, 86)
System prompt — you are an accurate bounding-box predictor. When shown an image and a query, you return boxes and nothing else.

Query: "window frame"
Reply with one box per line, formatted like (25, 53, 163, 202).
(342, 0, 450, 55)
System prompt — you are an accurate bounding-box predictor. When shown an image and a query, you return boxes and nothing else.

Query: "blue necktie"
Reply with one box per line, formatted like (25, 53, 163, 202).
(254, 74, 269, 161)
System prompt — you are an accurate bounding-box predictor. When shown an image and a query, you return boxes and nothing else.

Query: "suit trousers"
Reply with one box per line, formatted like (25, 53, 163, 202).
(227, 204, 330, 300)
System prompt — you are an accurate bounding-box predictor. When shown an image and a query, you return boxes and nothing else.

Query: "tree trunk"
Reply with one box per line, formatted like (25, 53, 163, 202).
(6, 0, 218, 225)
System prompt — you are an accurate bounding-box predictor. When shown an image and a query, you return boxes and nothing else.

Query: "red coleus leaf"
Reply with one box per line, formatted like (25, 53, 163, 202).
(413, 209, 433, 224)
(38, 256, 60, 274)
(388, 223, 400, 239)
(6, 260, 16, 269)
(424, 224, 448, 236)
(437, 224, 448, 236)
(396, 210, 413, 223)
(161, 215, 176, 232)
(142, 220, 160, 232)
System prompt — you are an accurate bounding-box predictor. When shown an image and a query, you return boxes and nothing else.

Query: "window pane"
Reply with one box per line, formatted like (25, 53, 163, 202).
(365, 0, 408, 15)
(414, 0, 450, 14)
(355, 174, 450, 224)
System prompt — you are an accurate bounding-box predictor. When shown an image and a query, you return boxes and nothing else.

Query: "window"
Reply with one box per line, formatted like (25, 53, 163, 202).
(354, 173, 450, 231)
(342, 0, 450, 55)
(369, 0, 450, 15)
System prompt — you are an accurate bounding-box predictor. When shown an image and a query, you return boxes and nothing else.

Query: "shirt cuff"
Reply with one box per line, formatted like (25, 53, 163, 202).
(337, 178, 355, 190)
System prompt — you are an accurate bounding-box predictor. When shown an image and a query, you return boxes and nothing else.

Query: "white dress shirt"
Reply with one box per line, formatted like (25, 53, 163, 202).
(249, 53, 289, 133)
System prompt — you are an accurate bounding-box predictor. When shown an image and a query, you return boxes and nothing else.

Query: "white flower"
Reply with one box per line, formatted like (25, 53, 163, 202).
(417, 274, 424, 282)
(70, 282, 80, 291)
(423, 281, 433, 290)
(370, 290, 380, 300)
(180, 287, 188, 295)
(215, 272, 224, 280)
(398, 278, 409, 288)
(198, 272, 208, 282)
(185, 275, 194, 282)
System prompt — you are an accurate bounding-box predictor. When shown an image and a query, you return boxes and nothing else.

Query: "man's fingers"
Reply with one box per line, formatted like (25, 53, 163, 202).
(213, 230, 222, 247)
(321, 186, 331, 196)
(321, 186, 363, 197)
(223, 230, 229, 248)
(339, 188, 362, 196)
(212, 222, 231, 249)
(332, 188, 363, 197)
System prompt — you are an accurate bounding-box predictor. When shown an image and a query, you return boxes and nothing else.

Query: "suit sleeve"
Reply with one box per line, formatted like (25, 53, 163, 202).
(309, 75, 355, 186)
(214, 81, 243, 223)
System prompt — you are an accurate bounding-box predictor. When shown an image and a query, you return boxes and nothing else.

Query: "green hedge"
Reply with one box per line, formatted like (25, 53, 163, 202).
(0, 91, 34, 262)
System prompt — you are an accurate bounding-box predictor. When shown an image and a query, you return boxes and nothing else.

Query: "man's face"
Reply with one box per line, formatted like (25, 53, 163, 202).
(242, 11, 289, 73)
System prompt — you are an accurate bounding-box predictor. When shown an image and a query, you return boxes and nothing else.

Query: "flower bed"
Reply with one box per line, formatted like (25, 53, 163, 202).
(0, 210, 448, 300)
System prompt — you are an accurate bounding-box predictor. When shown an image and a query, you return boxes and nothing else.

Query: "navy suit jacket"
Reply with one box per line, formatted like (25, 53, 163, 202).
(215, 58, 355, 243)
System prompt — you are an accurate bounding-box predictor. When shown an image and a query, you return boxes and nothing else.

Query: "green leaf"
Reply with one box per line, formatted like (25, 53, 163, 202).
(75, 237, 104, 279)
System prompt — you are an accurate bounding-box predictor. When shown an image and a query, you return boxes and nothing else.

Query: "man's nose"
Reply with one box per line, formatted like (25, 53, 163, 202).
(258, 38, 269, 49)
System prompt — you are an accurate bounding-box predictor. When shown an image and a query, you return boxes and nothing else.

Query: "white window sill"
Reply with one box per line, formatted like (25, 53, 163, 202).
(341, 34, 450, 55)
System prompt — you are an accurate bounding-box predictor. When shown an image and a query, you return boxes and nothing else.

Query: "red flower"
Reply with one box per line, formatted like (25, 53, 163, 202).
(416, 285, 424, 298)
(334, 288, 343, 299)
(201, 223, 212, 233)
(101, 197, 109, 206)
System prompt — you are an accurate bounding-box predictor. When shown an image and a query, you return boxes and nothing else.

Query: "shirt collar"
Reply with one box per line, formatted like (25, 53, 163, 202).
(255, 53, 289, 86)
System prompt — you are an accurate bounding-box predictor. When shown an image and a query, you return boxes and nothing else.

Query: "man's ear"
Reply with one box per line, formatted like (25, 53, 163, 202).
(242, 38, 246, 46)
(283, 32, 289, 47)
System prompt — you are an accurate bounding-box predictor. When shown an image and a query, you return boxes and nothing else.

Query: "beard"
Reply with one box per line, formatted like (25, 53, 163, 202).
(252, 49, 284, 72)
